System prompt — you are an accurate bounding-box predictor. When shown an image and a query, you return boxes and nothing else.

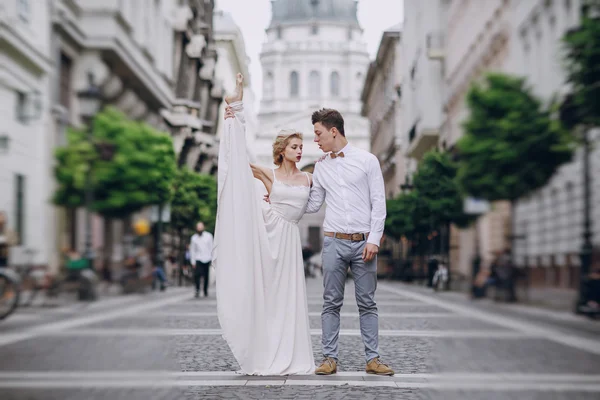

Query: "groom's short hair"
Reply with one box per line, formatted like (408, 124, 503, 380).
(311, 108, 345, 137)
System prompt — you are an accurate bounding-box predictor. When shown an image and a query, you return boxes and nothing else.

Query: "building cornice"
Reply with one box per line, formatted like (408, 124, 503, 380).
(0, 21, 54, 75)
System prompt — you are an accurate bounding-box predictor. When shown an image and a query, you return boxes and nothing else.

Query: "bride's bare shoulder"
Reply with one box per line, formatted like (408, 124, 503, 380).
(303, 171, 313, 186)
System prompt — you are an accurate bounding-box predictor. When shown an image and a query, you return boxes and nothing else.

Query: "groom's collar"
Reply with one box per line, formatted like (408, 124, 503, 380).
(333, 143, 351, 156)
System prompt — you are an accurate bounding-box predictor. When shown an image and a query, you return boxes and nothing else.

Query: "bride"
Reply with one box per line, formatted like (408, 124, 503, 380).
(213, 73, 315, 375)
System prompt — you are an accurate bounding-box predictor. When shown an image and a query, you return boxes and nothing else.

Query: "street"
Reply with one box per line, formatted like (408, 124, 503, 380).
(0, 279, 599, 400)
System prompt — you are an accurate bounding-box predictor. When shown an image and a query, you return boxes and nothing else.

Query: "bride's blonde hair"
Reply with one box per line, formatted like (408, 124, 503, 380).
(272, 129, 303, 166)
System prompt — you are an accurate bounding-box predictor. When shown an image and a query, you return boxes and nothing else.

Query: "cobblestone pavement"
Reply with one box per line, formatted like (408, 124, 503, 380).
(0, 279, 599, 399)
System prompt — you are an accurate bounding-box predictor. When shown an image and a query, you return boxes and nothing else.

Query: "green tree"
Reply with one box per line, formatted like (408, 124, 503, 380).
(53, 107, 177, 267)
(456, 73, 575, 261)
(456, 73, 574, 202)
(385, 191, 429, 241)
(171, 167, 217, 233)
(91, 108, 176, 218)
(54, 107, 176, 214)
(169, 167, 217, 274)
(412, 151, 474, 230)
(53, 127, 94, 209)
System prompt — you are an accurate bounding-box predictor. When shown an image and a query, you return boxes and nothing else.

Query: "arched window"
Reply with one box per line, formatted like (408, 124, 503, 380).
(330, 71, 340, 97)
(356, 72, 363, 96)
(290, 71, 299, 97)
(309, 70, 321, 98)
(264, 71, 274, 98)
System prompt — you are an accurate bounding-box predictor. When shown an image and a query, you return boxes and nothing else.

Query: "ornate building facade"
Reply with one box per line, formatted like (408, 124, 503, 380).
(162, 0, 224, 175)
(401, 0, 599, 288)
(361, 24, 403, 274)
(256, 0, 371, 251)
(509, 0, 600, 287)
(361, 24, 403, 200)
(1, 0, 222, 272)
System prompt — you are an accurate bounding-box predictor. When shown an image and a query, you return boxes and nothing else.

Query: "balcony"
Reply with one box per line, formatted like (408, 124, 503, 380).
(426, 31, 445, 60)
(406, 122, 439, 160)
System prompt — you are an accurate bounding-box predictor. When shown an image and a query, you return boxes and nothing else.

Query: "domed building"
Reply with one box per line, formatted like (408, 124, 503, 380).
(254, 0, 370, 252)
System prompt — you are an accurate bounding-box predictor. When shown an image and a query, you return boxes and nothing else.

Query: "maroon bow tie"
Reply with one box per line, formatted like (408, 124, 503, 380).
(330, 152, 345, 159)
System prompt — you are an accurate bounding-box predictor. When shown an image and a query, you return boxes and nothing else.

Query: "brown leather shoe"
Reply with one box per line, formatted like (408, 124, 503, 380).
(366, 357, 394, 376)
(315, 357, 337, 375)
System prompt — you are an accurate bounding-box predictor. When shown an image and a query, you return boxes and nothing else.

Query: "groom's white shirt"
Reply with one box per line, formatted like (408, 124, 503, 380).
(305, 143, 386, 247)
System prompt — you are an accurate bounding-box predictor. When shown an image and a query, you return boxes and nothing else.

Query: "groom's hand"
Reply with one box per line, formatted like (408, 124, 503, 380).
(362, 243, 379, 262)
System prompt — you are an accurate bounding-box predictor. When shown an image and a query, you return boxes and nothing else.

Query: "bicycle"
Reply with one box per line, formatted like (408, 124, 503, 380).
(0, 266, 21, 320)
(13, 249, 47, 306)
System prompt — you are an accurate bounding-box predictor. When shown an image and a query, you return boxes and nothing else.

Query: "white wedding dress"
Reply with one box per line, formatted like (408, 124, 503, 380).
(213, 101, 315, 375)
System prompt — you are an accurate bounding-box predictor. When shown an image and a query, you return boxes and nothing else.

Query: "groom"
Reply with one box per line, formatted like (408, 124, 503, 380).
(306, 108, 394, 376)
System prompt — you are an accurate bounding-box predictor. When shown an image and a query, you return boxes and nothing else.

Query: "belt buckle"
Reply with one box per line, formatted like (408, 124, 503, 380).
(351, 233, 364, 242)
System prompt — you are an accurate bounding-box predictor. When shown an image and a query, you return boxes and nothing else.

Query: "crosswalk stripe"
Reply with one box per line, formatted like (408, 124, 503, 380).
(0, 371, 599, 390)
(145, 311, 455, 318)
(47, 328, 534, 338)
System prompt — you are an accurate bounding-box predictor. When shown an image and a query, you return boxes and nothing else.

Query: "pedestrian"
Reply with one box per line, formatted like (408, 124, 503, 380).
(427, 256, 439, 288)
(166, 253, 177, 281)
(190, 221, 213, 298)
(584, 267, 600, 311)
(152, 256, 167, 291)
(0, 211, 18, 268)
(302, 245, 314, 277)
(496, 248, 516, 302)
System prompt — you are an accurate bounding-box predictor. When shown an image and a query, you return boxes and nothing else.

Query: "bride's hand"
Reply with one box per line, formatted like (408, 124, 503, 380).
(316, 154, 328, 163)
(224, 106, 235, 120)
(263, 194, 271, 204)
(224, 73, 244, 104)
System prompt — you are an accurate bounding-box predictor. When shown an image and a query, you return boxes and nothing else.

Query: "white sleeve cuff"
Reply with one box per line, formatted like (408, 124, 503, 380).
(367, 232, 383, 247)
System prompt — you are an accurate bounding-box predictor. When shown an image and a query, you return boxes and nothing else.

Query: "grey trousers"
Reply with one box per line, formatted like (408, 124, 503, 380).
(321, 236, 379, 362)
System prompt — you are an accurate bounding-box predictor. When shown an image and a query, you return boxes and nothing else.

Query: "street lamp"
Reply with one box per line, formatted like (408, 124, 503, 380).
(400, 173, 413, 193)
(78, 73, 102, 122)
(77, 72, 103, 268)
(577, 128, 593, 311)
(559, 93, 594, 312)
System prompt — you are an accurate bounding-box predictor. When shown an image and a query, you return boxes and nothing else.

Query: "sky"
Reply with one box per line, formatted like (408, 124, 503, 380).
(214, 0, 404, 105)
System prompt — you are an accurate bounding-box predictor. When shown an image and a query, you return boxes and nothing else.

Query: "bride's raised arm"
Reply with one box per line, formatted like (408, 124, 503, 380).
(223, 73, 274, 195)
(250, 163, 274, 194)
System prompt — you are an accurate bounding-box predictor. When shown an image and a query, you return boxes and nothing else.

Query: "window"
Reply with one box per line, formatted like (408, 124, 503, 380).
(15, 92, 26, 123)
(17, 0, 30, 22)
(59, 53, 72, 109)
(311, 24, 319, 35)
(309, 71, 321, 98)
(290, 71, 299, 97)
(264, 71, 274, 98)
(330, 71, 340, 97)
(356, 72, 363, 96)
(14, 174, 25, 246)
